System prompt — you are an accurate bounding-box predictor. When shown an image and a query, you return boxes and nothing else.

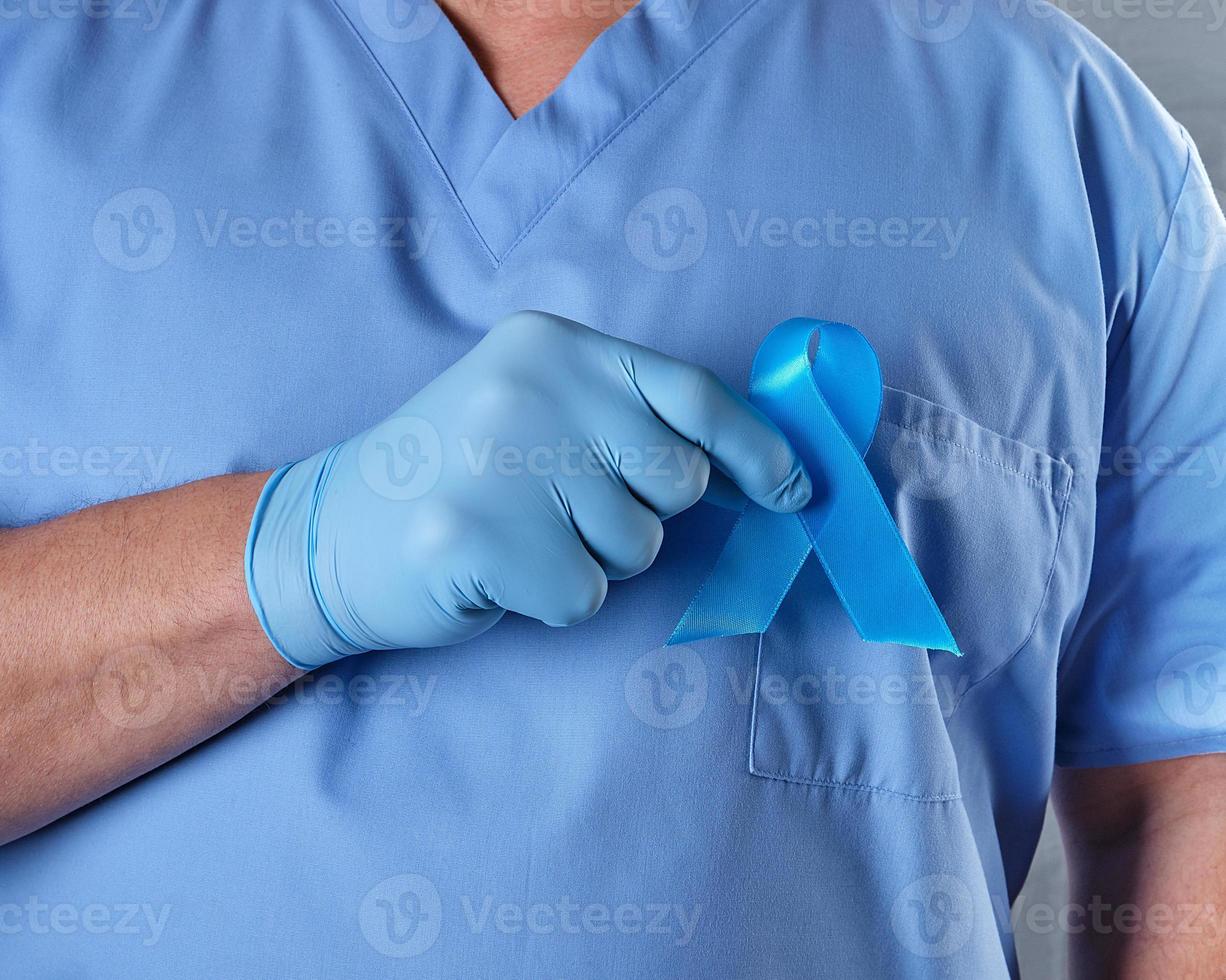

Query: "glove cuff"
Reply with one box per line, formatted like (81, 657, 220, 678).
(245, 449, 366, 670)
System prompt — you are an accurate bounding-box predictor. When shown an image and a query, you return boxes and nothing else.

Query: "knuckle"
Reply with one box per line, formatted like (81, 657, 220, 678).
(490, 310, 572, 346)
(626, 519, 665, 575)
(674, 448, 710, 507)
(490, 310, 540, 339)
(467, 372, 558, 424)
(687, 362, 719, 389)
(549, 566, 608, 626)
(682, 364, 722, 418)
(606, 511, 664, 580)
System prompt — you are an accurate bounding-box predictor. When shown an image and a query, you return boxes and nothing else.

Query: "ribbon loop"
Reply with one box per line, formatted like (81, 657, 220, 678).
(669, 319, 960, 654)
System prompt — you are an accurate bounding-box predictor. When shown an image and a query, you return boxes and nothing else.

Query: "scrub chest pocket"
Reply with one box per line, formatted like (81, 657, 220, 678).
(751, 387, 1074, 801)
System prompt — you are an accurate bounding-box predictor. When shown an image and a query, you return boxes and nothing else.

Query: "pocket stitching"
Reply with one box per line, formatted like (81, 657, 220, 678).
(749, 394, 1074, 794)
(944, 475, 1076, 714)
(879, 419, 1072, 498)
(748, 765, 963, 803)
(749, 621, 964, 802)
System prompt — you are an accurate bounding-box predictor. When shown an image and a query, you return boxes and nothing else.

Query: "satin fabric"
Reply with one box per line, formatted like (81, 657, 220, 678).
(671, 318, 959, 652)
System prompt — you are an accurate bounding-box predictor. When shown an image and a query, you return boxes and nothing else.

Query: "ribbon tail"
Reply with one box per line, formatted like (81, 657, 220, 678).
(667, 505, 811, 646)
(804, 456, 961, 654)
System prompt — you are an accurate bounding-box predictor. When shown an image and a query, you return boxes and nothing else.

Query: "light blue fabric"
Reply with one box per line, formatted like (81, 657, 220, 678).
(671, 318, 959, 652)
(1, 1, 1225, 977)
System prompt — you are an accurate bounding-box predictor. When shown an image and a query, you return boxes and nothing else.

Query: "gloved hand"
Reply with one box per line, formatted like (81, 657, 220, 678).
(245, 311, 812, 669)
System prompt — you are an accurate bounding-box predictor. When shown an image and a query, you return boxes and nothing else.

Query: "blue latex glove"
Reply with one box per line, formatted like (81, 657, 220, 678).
(246, 311, 813, 669)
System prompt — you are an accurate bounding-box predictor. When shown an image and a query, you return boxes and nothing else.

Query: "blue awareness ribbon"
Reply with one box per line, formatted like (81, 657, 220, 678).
(669, 318, 960, 654)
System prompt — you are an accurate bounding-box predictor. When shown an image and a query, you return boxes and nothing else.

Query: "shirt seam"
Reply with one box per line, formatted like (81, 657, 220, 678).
(1058, 730, 1226, 761)
(1103, 126, 1196, 380)
(322, 0, 500, 267)
(497, 0, 767, 264)
(1055, 129, 1199, 682)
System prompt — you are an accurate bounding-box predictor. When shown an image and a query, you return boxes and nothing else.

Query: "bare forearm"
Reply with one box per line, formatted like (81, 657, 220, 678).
(0, 472, 301, 846)
(1055, 759, 1226, 978)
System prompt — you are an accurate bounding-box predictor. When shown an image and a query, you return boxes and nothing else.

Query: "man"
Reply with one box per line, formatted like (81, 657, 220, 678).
(1, 1, 1223, 977)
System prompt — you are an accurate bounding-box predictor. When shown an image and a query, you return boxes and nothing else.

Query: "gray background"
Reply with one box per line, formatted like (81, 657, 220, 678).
(1014, 6, 1224, 978)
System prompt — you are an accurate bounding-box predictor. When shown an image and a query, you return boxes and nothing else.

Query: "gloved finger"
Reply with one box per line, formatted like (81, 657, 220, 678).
(478, 524, 609, 628)
(562, 478, 665, 580)
(619, 344, 812, 514)
(423, 595, 507, 648)
(604, 417, 712, 518)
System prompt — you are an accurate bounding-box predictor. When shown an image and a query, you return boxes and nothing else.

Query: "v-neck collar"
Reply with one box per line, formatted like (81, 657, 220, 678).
(329, 0, 762, 264)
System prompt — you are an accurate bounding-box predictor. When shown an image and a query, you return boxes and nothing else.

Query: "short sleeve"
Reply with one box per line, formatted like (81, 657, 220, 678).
(1056, 133, 1226, 768)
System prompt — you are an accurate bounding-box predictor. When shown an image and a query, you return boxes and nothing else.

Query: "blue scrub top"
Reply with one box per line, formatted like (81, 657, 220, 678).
(2, 1, 1225, 976)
